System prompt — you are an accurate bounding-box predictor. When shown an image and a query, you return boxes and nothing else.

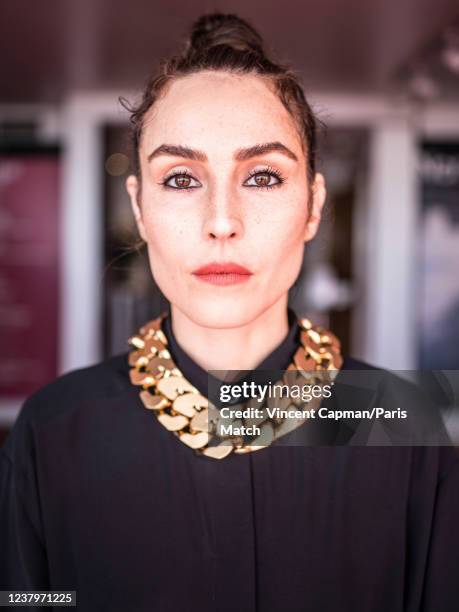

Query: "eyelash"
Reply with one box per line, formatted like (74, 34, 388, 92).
(160, 169, 196, 190)
(245, 166, 286, 190)
(160, 166, 286, 191)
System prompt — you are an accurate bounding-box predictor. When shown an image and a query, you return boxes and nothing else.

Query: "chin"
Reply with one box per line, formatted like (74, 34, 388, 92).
(176, 297, 262, 330)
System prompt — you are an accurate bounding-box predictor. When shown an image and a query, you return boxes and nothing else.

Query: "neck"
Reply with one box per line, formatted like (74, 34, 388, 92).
(170, 298, 290, 372)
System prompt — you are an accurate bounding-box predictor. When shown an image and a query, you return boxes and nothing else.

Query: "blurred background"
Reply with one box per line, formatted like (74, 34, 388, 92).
(1, 0, 459, 439)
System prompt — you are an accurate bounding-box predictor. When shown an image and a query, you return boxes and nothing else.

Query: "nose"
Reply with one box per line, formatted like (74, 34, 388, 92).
(202, 185, 244, 241)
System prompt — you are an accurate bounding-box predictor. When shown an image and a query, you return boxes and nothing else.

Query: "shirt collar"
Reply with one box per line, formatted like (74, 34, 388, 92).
(161, 307, 300, 396)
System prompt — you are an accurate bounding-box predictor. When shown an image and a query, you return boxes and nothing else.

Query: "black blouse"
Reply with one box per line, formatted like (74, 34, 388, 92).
(1, 308, 459, 611)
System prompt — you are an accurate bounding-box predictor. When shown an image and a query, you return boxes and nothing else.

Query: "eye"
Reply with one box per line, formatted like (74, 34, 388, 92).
(162, 170, 201, 190)
(244, 167, 285, 190)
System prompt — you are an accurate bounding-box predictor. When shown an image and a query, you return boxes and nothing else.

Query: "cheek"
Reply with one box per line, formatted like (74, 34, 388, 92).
(251, 192, 308, 258)
(140, 203, 195, 284)
(143, 233, 182, 303)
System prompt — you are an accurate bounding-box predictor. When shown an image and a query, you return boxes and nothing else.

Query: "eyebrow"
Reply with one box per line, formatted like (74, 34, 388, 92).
(147, 141, 298, 163)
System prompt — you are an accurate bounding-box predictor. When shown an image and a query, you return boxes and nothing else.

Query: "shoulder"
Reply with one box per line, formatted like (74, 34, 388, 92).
(2, 352, 132, 460)
(340, 355, 429, 404)
(340, 354, 442, 413)
(26, 351, 131, 411)
(341, 355, 428, 399)
(340, 354, 459, 476)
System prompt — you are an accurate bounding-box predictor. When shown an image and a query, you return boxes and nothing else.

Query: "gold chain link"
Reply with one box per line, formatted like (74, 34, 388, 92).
(128, 312, 343, 459)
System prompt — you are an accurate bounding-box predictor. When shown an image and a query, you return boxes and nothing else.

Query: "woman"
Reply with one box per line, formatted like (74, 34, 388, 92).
(1, 12, 459, 612)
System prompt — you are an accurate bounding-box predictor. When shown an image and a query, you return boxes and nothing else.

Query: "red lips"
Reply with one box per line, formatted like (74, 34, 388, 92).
(192, 262, 252, 275)
(192, 262, 253, 286)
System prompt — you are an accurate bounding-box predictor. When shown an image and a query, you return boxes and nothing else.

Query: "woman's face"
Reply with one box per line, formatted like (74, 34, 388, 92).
(127, 71, 325, 329)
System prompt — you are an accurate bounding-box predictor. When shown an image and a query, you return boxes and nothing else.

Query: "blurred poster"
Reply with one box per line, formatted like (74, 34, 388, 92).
(419, 142, 459, 369)
(0, 152, 60, 396)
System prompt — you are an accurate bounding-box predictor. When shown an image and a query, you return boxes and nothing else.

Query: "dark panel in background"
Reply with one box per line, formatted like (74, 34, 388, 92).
(419, 141, 459, 369)
(0, 148, 60, 396)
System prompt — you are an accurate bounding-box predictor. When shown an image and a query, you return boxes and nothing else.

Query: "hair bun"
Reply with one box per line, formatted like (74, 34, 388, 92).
(188, 13, 264, 56)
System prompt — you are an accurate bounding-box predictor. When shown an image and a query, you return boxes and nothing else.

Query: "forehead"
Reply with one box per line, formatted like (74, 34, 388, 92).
(141, 71, 303, 156)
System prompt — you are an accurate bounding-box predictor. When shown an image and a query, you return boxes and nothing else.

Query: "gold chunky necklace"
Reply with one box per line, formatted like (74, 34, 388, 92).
(128, 311, 343, 460)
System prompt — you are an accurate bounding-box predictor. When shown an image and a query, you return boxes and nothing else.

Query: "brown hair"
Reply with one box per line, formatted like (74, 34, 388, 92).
(121, 12, 319, 183)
